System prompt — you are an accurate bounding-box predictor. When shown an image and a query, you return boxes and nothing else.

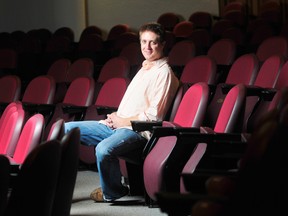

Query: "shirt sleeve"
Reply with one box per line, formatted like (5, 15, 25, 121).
(138, 66, 178, 121)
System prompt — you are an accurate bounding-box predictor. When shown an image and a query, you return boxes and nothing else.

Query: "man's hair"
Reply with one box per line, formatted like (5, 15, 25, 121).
(139, 22, 166, 43)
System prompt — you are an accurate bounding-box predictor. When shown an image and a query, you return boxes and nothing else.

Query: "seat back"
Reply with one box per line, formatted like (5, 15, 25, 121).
(11, 113, 45, 164)
(63, 76, 95, 106)
(80, 25, 102, 40)
(0, 75, 21, 104)
(225, 53, 259, 85)
(106, 24, 130, 42)
(168, 40, 196, 77)
(53, 27, 74, 42)
(180, 55, 217, 85)
(172, 21, 194, 40)
(22, 75, 56, 104)
(207, 38, 237, 83)
(172, 82, 210, 127)
(256, 36, 288, 62)
(5, 140, 61, 216)
(253, 54, 284, 88)
(207, 38, 237, 66)
(95, 77, 129, 108)
(188, 11, 213, 30)
(157, 12, 180, 32)
(213, 83, 247, 133)
(0, 102, 25, 156)
(46, 118, 65, 141)
(51, 127, 80, 216)
(66, 58, 94, 83)
(97, 56, 130, 83)
(84, 77, 130, 121)
(46, 58, 71, 83)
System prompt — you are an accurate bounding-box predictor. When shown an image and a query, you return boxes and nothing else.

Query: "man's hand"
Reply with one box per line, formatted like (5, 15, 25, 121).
(106, 112, 128, 129)
(105, 112, 136, 129)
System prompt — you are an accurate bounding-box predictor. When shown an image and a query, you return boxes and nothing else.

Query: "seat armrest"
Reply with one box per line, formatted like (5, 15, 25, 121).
(142, 127, 201, 158)
(221, 84, 277, 101)
(96, 106, 118, 115)
(61, 104, 88, 121)
(23, 103, 55, 114)
(178, 132, 246, 156)
(131, 120, 163, 132)
(244, 86, 276, 100)
(200, 126, 216, 134)
(61, 104, 87, 114)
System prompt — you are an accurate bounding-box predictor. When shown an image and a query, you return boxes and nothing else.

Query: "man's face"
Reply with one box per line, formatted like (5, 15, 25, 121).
(140, 31, 164, 61)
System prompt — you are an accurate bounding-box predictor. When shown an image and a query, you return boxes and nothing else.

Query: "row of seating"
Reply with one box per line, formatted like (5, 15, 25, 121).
(114, 51, 288, 208)
(0, 101, 65, 164)
(1, 15, 287, 83)
(0, 101, 79, 216)
(120, 80, 288, 210)
(155, 91, 288, 216)
(1, 50, 287, 161)
(0, 55, 286, 214)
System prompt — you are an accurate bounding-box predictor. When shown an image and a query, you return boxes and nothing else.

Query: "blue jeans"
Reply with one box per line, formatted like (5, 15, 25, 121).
(64, 121, 147, 200)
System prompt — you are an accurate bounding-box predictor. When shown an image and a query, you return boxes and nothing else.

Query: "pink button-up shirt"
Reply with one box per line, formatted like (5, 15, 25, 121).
(101, 57, 179, 138)
(120, 58, 178, 133)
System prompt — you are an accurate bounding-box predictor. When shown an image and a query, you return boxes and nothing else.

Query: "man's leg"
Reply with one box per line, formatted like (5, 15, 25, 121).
(64, 121, 113, 145)
(95, 128, 146, 200)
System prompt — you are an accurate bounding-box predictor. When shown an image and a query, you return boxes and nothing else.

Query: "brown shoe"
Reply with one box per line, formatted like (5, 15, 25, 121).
(90, 186, 129, 202)
(90, 187, 108, 202)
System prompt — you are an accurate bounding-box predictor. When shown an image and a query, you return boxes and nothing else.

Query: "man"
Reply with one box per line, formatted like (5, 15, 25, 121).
(64, 22, 179, 202)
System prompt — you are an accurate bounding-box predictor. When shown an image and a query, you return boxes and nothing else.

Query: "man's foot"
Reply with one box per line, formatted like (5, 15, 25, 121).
(90, 187, 129, 202)
(90, 187, 107, 202)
